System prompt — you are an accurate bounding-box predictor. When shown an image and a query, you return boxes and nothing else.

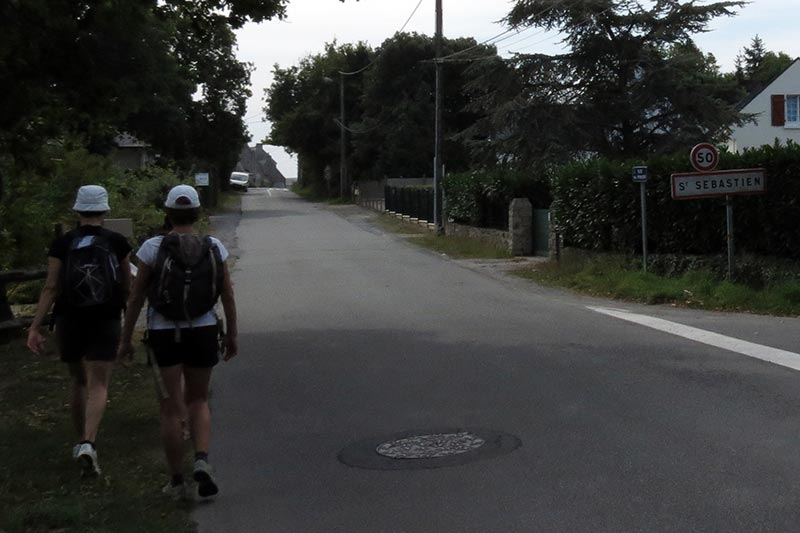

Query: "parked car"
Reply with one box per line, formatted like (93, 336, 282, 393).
(229, 172, 250, 192)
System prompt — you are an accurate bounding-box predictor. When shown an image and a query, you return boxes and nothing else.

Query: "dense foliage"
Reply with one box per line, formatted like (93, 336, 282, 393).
(443, 170, 551, 230)
(0, 143, 182, 269)
(265, 33, 496, 193)
(0, 0, 309, 267)
(550, 143, 800, 259)
(0, 0, 290, 208)
(459, 0, 747, 170)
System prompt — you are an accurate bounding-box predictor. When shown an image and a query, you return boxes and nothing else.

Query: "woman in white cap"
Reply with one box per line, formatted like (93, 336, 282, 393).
(27, 185, 132, 477)
(119, 184, 238, 500)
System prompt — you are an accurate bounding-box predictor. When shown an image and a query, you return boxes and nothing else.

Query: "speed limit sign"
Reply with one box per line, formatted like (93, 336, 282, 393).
(690, 143, 719, 172)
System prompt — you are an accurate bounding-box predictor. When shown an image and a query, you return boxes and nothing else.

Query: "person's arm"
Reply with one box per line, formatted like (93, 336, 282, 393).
(220, 262, 238, 361)
(26, 258, 62, 354)
(117, 261, 152, 361)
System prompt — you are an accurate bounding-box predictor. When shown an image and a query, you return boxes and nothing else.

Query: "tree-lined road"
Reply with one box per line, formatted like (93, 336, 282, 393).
(196, 188, 800, 532)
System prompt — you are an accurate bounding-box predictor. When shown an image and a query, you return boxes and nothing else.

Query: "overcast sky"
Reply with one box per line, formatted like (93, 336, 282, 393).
(235, 0, 799, 178)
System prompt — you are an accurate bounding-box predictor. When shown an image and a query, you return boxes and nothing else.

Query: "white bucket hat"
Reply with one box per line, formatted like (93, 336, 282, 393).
(72, 185, 110, 212)
(164, 185, 201, 209)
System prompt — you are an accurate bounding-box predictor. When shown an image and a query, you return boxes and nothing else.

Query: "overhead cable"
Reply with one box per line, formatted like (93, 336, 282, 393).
(340, 0, 427, 76)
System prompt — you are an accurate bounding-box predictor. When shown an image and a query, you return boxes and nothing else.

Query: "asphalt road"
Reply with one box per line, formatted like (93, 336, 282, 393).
(196, 188, 800, 533)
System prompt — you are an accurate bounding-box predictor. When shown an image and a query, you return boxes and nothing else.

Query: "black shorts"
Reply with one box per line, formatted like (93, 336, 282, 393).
(56, 317, 121, 363)
(146, 326, 220, 368)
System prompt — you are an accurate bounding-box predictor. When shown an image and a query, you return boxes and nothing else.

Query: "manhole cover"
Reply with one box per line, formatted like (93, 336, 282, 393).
(339, 428, 521, 470)
(376, 432, 485, 459)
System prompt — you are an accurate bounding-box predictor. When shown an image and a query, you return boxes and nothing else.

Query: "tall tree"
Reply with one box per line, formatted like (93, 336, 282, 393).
(467, 0, 745, 165)
(265, 33, 492, 193)
(734, 35, 794, 97)
(265, 41, 373, 190)
(0, 0, 291, 199)
(353, 33, 487, 181)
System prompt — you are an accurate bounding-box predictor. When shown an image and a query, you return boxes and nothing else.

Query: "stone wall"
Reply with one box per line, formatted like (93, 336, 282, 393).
(444, 221, 510, 250)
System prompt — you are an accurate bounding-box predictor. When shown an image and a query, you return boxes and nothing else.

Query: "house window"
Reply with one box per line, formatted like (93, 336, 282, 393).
(787, 95, 800, 125)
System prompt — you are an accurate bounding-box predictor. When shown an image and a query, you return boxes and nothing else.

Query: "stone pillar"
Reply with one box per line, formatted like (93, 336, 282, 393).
(509, 198, 533, 256)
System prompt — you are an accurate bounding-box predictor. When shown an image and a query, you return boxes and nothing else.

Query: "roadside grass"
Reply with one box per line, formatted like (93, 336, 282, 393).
(215, 190, 244, 214)
(0, 336, 195, 533)
(374, 214, 512, 260)
(514, 251, 800, 316)
(290, 182, 328, 202)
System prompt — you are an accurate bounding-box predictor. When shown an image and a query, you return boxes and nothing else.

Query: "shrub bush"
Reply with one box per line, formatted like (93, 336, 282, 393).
(443, 168, 551, 230)
(551, 142, 800, 259)
(0, 144, 182, 269)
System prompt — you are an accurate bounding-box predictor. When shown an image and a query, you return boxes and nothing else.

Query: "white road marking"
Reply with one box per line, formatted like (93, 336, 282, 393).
(267, 188, 273, 197)
(588, 306, 800, 372)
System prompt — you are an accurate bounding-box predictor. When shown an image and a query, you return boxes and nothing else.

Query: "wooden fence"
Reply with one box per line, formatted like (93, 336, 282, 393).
(0, 269, 47, 334)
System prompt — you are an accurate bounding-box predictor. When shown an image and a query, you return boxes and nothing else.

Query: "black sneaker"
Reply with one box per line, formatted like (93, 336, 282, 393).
(192, 459, 218, 498)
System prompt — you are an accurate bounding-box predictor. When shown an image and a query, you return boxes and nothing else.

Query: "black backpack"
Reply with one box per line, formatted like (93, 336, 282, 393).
(61, 233, 121, 308)
(148, 234, 224, 321)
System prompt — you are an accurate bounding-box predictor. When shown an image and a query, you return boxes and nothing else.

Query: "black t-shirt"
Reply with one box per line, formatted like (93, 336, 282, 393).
(49, 225, 132, 319)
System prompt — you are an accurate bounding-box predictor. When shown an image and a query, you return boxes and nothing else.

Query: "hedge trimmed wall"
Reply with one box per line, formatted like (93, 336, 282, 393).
(551, 143, 800, 258)
(443, 169, 551, 230)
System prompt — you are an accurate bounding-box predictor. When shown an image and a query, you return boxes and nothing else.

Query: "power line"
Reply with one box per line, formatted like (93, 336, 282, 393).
(506, 4, 616, 54)
(435, 2, 617, 64)
(340, 0, 427, 76)
(334, 118, 383, 134)
(436, 0, 582, 62)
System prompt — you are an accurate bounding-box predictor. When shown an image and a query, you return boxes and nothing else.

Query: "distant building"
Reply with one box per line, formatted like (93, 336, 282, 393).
(727, 58, 800, 153)
(111, 133, 151, 170)
(235, 144, 286, 188)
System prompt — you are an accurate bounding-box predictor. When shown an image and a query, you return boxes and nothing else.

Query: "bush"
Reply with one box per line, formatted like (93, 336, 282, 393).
(551, 142, 800, 259)
(0, 143, 182, 269)
(443, 168, 551, 230)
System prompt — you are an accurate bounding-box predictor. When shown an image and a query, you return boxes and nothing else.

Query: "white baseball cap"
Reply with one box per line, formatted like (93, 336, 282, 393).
(164, 185, 201, 209)
(72, 185, 110, 212)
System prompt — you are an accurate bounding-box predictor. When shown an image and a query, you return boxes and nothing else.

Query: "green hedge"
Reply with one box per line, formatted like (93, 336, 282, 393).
(443, 169, 551, 230)
(0, 145, 182, 269)
(551, 143, 800, 259)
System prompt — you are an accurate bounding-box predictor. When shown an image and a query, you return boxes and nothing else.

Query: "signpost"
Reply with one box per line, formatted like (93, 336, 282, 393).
(194, 172, 210, 207)
(671, 168, 766, 199)
(671, 144, 766, 277)
(194, 172, 210, 187)
(632, 166, 648, 272)
(689, 142, 720, 172)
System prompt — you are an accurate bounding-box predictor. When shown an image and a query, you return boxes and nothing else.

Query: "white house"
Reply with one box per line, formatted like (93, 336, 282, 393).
(728, 58, 800, 153)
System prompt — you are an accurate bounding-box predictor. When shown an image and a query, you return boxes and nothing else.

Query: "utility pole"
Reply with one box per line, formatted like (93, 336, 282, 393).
(433, 0, 444, 233)
(339, 73, 347, 199)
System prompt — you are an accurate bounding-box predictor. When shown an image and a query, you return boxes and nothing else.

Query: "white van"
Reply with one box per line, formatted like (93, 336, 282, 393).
(229, 172, 250, 192)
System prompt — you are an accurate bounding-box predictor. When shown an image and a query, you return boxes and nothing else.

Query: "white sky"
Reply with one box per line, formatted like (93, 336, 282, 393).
(235, 0, 800, 178)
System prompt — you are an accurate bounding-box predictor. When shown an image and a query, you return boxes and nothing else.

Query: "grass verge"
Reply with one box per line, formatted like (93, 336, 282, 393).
(374, 214, 512, 260)
(513, 251, 800, 316)
(0, 336, 195, 533)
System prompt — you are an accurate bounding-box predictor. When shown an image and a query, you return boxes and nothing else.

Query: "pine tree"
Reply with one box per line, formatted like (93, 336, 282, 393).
(464, 0, 746, 165)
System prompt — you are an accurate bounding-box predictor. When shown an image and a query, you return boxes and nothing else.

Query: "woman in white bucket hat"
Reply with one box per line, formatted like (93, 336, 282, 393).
(27, 185, 132, 477)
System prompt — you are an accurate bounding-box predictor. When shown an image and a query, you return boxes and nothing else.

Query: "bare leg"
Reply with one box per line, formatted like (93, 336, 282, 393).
(83, 361, 114, 442)
(183, 366, 213, 454)
(67, 361, 87, 440)
(159, 365, 185, 476)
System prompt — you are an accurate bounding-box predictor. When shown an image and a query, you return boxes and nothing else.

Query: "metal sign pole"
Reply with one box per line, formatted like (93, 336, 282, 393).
(632, 166, 648, 272)
(640, 182, 648, 273)
(726, 195, 734, 278)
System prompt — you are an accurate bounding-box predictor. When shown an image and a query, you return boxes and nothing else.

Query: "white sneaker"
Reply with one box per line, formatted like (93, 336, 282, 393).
(76, 443, 101, 477)
(161, 481, 189, 501)
(72, 444, 81, 459)
(192, 459, 219, 498)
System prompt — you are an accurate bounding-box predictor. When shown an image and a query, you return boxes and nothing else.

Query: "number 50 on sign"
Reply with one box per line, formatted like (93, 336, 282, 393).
(690, 143, 719, 172)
